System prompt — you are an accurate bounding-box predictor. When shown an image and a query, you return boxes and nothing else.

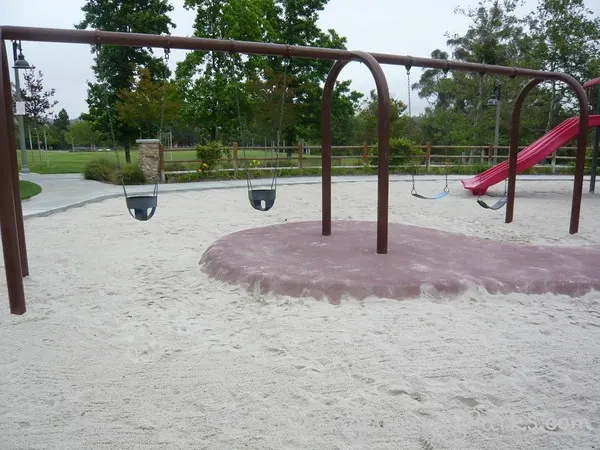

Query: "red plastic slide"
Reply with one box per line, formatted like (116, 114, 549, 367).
(462, 115, 600, 195)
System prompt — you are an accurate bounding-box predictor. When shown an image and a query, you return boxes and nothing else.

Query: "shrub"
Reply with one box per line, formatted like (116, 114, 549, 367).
(83, 157, 149, 185)
(196, 141, 226, 169)
(121, 164, 146, 185)
(83, 157, 117, 182)
(369, 137, 421, 169)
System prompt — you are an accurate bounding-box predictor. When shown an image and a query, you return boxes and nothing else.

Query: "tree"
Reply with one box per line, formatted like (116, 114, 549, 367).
(527, 0, 600, 130)
(268, 1, 359, 146)
(53, 108, 70, 132)
(20, 68, 59, 151)
(176, 0, 276, 142)
(52, 108, 70, 149)
(354, 90, 408, 144)
(412, 0, 551, 148)
(115, 67, 183, 138)
(76, 0, 176, 161)
(21, 69, 58, 126)
(178, 0, 362, 149)
(64, 119, 103, 149)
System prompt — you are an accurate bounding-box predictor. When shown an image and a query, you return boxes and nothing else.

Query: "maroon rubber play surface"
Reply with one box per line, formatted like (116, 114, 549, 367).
(200, 221, 600, 303)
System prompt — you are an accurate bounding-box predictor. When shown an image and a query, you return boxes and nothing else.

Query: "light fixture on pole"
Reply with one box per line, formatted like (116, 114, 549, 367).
(12, 40, 31, 173)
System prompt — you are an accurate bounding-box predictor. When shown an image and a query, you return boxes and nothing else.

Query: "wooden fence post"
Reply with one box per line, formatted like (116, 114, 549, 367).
(159, 144, 165, 183)
(363, 142, 368, 164)
(551, 149, 557, 174)
(298, 142, 303, 168)
(233, 142, 239, 177)
(488, 144, 493, 166)
(425, 142, 431, 172)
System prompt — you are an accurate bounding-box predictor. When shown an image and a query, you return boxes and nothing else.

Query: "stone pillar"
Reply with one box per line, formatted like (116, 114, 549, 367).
(136, 138, 161, 184)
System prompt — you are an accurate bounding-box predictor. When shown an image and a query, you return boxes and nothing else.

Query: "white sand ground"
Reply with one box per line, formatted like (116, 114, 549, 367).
(0, 178, 599, 449)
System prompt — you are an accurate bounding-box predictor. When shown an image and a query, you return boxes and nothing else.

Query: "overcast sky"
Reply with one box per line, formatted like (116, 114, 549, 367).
(3, 0, 599, 120)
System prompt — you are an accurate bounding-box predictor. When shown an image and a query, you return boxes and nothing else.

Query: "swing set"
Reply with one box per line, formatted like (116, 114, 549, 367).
(0, 25, 590, 314)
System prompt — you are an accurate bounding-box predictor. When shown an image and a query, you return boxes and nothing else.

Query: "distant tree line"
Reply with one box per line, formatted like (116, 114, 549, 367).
(16, 0, 600, 154)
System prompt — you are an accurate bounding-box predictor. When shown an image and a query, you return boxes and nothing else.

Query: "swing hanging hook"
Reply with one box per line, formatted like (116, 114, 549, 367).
(479, 63, 487, 77)
(443, 60, 450, 75)
(405, 56, 413, 74)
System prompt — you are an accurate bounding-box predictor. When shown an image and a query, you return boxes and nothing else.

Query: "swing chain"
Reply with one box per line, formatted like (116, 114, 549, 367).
(95, 43, 128, 197)
(158, 47, 170, 137)
(405, 63, 412, 117)
(406, 63, 419, 191)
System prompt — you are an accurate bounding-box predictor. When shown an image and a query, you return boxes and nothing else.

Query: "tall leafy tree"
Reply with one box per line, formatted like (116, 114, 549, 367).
(269, 1, 359, 146)
(115, 67, 183, 138)
(52, 108, 71, 149)
(65, 118, 103, 149)
(527, 0, 600, 129)
(412, 0, 548, 147)
(354, 90, 408, 144)
(75, 0, 175, 161)
(178, 0, 362, 148)
(53, 108, 70, 132)
(176, 0, 276, 142)
(21, 69, 58, 126)
(20, 68, 59, 150)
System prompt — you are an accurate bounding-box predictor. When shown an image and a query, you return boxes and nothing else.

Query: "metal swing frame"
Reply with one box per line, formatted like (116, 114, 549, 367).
(406, 61, 450, 200)
(0, 25, 590, 314)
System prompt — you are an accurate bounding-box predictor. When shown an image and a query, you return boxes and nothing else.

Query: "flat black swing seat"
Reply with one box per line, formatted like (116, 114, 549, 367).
(126, 195, 158, 221)
(477, 196, 508, 210)
(249, 189, 276, 212)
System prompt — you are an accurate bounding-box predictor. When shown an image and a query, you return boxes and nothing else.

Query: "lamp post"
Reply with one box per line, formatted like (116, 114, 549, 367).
(12, 40, 31, 173)
(487, 80, 501, 165)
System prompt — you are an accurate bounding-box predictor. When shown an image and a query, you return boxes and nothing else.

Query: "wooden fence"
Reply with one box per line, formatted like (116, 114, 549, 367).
(159, 142, 592, 180)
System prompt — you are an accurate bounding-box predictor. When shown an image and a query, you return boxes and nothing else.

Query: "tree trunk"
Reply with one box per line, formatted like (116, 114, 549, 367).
(35, 127, 41, 162)
(125, 143, 131, 164)
(545, 81, 556, 133)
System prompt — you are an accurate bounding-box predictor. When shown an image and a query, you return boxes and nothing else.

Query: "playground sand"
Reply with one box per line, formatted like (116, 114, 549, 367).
(0, 178, 599, 449)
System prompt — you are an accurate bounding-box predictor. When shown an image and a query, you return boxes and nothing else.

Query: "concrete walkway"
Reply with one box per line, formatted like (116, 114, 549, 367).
(18, 172, 593, 219)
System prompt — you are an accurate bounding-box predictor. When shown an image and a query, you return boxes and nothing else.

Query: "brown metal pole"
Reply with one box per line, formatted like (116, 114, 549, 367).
(555, 74, 589, 234)
(2, 42, 29, 276)
(350, 51, 391, 254)
(506, 78, 543, 224)
(321, 60, 349, 236)
(0, 34, 26, 314)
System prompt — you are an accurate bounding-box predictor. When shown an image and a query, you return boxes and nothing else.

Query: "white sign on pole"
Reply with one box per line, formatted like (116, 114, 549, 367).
(15, 101, 26, 116)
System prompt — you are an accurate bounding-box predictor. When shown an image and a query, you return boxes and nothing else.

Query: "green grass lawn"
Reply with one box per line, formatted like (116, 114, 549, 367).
(19, 180, 42, 200)
(16, 149, 346, 174)
(17, 150, 139, 174)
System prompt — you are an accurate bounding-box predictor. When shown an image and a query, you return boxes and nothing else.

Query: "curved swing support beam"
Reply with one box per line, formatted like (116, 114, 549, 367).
(505, 77, 589, 234)
(322, 52, 391, 254)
